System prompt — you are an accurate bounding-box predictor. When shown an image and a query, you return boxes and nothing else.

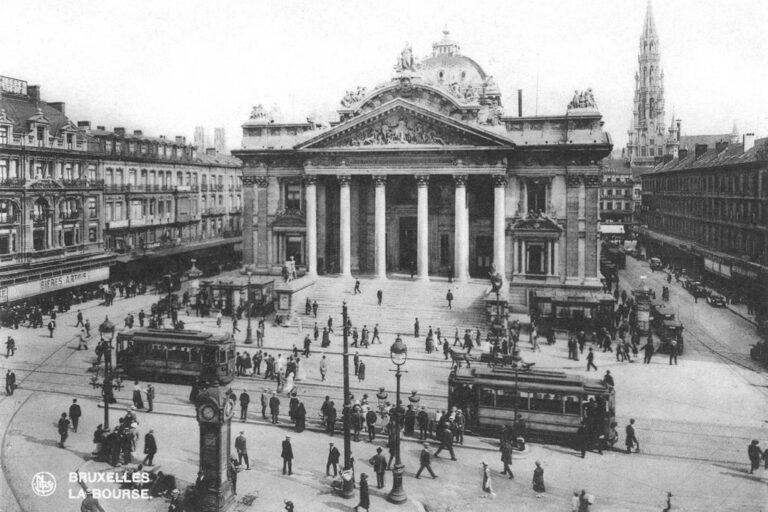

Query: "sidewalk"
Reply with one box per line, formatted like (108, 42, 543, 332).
(726, 302, 759, 327)
(4, 392, 768, 512)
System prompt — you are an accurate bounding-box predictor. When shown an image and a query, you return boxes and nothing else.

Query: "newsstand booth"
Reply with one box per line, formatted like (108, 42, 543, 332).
(198, 278, 274, 317)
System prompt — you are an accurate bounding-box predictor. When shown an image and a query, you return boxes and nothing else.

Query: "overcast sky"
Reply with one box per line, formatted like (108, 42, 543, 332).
(2, 0, 766, 152)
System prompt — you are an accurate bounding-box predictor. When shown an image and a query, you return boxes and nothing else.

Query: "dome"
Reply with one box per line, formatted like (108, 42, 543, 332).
(418, 29, 488, 89)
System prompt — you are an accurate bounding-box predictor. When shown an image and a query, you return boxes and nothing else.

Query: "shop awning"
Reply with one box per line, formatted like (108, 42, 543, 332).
(599, 225, 625, 235)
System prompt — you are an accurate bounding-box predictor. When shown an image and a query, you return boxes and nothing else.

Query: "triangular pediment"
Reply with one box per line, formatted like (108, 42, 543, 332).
(297, 98, 512, 150)
(511, 214, 562, 232)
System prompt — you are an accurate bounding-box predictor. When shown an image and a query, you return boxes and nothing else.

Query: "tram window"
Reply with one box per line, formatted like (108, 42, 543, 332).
(190, 347, 201, 363)
(479, 388, 495, 407)
(517, 391, 531, 411)
(168, 346, 191, 362)
(496, 389, 516, 409)
(564, 395, 581, 415)
(150, 344, 165, 359)
(227, 348, 235, 360)
(530, 393, 562, 413)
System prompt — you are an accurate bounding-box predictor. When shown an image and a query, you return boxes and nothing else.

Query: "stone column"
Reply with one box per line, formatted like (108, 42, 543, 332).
(304, 176, 317, 276)
(338, 175, 352, 277)
(453, 175, 468, 282)
(255, 177, 269, 270)
(416, 175, 430, 281)
(493, 175, 507, 280)
(373, 176, 387, 279)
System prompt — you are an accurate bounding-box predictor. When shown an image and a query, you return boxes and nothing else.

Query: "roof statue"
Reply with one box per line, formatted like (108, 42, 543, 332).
(567, 89, 598, 111)
(249, 104, 269, 122)
(340, 86, 368, 108)
(395, 42, 415, 72)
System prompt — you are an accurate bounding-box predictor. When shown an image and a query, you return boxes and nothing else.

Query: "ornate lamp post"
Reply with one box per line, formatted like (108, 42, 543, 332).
(164, 273, 174, 321)
(98, 316, 116, 429)
(339, 300, 354, 498)
(244, 271, 253, 344)
(388, 337, 408, 504)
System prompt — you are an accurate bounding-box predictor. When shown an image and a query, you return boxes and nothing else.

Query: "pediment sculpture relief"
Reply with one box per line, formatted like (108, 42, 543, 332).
(332, 116, 472, 147)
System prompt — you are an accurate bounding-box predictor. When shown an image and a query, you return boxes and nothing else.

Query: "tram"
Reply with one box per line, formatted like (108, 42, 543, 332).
(115, 328, 236, 383)
(530, 291, 615, 339)
(448, 365, 615, 441)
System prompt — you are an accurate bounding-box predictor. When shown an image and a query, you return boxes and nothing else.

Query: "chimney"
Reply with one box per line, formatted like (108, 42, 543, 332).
(28, 85, 40, 101)
(159, 135, 165, 140)
(694, 144, 708, 160)
(678, 148, 688, 159)
(114, 127, 126, 137)
(133, 130, 143, 137)
(743, 132, 756, 152)
(517, 89, 523, 117)
(48, 102, 65, 114)
(206, 147, 216, 155)
(96, 126, 105, 131)
(715, 140, 729, 153)
(77, 121, 91, 129)
(175, 136, 185, 144)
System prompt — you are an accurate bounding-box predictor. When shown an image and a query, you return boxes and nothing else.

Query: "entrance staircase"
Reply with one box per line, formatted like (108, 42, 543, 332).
(299, 275, 490, 340)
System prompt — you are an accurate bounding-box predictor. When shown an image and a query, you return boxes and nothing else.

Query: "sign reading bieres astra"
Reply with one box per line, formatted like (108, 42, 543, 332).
(0, 75, 28, 96)
(4, 267, 110, 303)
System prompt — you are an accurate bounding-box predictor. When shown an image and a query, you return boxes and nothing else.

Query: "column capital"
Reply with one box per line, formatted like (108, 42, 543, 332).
(415, 175, 430, 187)
(372, 175, 387, 187)
(492, 175, 507, 188)
(243, 176, 269, 187)
(565, 175, 582, 187)
(303, 175, 318, 186)
(337, 175, 352, 186)
(452, 174, 467, 187)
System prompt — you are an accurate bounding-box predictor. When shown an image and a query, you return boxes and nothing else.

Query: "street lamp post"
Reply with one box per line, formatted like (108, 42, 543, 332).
(388, 337, 408, 504)
(340, 300, 354, 498)
(244, 271, 253, 344)
(164, 273, 174, 321)
(98, 316, 116, 429)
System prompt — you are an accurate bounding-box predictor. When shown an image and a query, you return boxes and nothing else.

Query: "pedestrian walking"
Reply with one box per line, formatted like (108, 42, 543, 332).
(77, 329, 89, 350)
(84, 319, 91, 337)
(376, 289, 383, 306)
(69, 399, 82, 432)
(233, 318, 240, 334)
(326, 442, 340, 476)
(143, 430, 157, 465)
(586, 348, 597, 371)
(239, 389, 250, 421)
(370, 447, 387, 488)
(235, 431, 250, 470)
(5, 336, 15, 358)
(748, 440, 761, 474)
(312, 300, 318, 318)
(358, 361, 366, 383)
(5, 369, 16, 395)
(371, 324, 380, 344)
(415, 443, 437, 479)
(138, 309, 145, 327)
(132, 381, 145, 409)
(58, 412, 70, 448)
(434, 424, 457, 460)
(446, 289, 453, 309)
(319, 355, 328, 381)
(144, 383, 154, 413)
(417, 407, 429, 440)
(481, 461, 495, 497)
(270, 392, 280, 424)
(500, 439, 514, 478)
(76, 309, 84, 327)
(623, 418, 640, 454)
(532, 461, 545, 494)
(48, 319, 56, 338)
(281, 436, 294, 475)
(353, 351, 360, 376)
(327, 315, 334, 334)
(354, 279, 361, 294)
(261, 389, 269, 419)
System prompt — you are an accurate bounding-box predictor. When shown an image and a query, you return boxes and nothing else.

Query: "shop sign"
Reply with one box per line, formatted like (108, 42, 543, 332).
(704, 257, 731, 277)
(731, 265, 758, 280)
(5, 266, 110, 302)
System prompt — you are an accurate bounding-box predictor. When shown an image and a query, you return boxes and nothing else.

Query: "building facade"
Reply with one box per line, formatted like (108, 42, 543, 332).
(626, 1, 679, 169)
(639, 136, 768, 316)
(234, 32, 612, 307)
(0, 77, 114, 303)
(0, 76, 243, 305)
(600, 158, 635, 236)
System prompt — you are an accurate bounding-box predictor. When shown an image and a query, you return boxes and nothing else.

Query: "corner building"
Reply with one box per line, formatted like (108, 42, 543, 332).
(234, 32, 612, 308)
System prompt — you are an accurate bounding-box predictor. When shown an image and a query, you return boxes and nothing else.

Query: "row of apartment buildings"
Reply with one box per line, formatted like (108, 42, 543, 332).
(0, 76, 242, 305)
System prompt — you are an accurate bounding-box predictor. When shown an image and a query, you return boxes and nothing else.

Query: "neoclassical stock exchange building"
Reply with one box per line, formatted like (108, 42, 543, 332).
(234, 32, 611, 309)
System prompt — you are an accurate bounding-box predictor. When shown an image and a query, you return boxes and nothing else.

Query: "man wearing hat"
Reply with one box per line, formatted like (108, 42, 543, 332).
(415, 443, 437, 479)
(235, 431, 250, 470)
(281, 435, 294, 475)
(143, 429, 157, 466)
(270, 392, 281, 424)
(369, 447, 387, 489)
(355, 473, 370, 512)
(326, 442, 341, 476)
(168, 489, 182, 512)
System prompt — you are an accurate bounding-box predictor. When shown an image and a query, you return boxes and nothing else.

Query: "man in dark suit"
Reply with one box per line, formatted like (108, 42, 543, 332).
(370, 447, 387, 489)
(417, 407, 430, 440)
(143, 429, 157, 465)
(269, 392, 280, 424)
(5, 369, 14, 396)
(415, 443, 437, 479)
(57, 412, 70, 448)
(625, 419, 640, 453)
(239, 390, 250, 421)
(281, 436, 293, 475)
(326, 402, 337, 436)
(326, 442, 340, 476)
(235, 431, 249, 469)
(434, 424, 457, 460)
(69, 399, 82, 432)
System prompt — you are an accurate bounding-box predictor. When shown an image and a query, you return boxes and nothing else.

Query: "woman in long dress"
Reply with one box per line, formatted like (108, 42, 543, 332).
(481, 461, 495, 497)
(532, 461, 545, 494)
(295, 358, 306, 382)
(284, 372, 295, 395)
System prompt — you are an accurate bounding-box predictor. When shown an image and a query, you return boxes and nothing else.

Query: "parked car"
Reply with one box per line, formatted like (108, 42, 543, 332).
(707, 294, 726, 307)
(689, 284, 710, 298)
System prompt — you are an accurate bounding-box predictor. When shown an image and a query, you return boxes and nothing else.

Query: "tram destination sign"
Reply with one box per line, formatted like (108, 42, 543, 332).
(3, 266, 110, 303)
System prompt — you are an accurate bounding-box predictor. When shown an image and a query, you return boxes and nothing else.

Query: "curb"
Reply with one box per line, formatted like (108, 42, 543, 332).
(725, 305, 758, 328)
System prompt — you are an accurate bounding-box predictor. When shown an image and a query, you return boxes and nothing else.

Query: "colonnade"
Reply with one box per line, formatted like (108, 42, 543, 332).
(303, 173, 507, 281)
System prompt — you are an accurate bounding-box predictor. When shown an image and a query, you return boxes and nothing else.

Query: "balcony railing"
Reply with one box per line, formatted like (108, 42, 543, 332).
(61, 178, 105, 188)
(59, 210, 83, 222)
(201, 184, 209, 192)
(30, 213, 49, 226)
(0, 178, 26, 187)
